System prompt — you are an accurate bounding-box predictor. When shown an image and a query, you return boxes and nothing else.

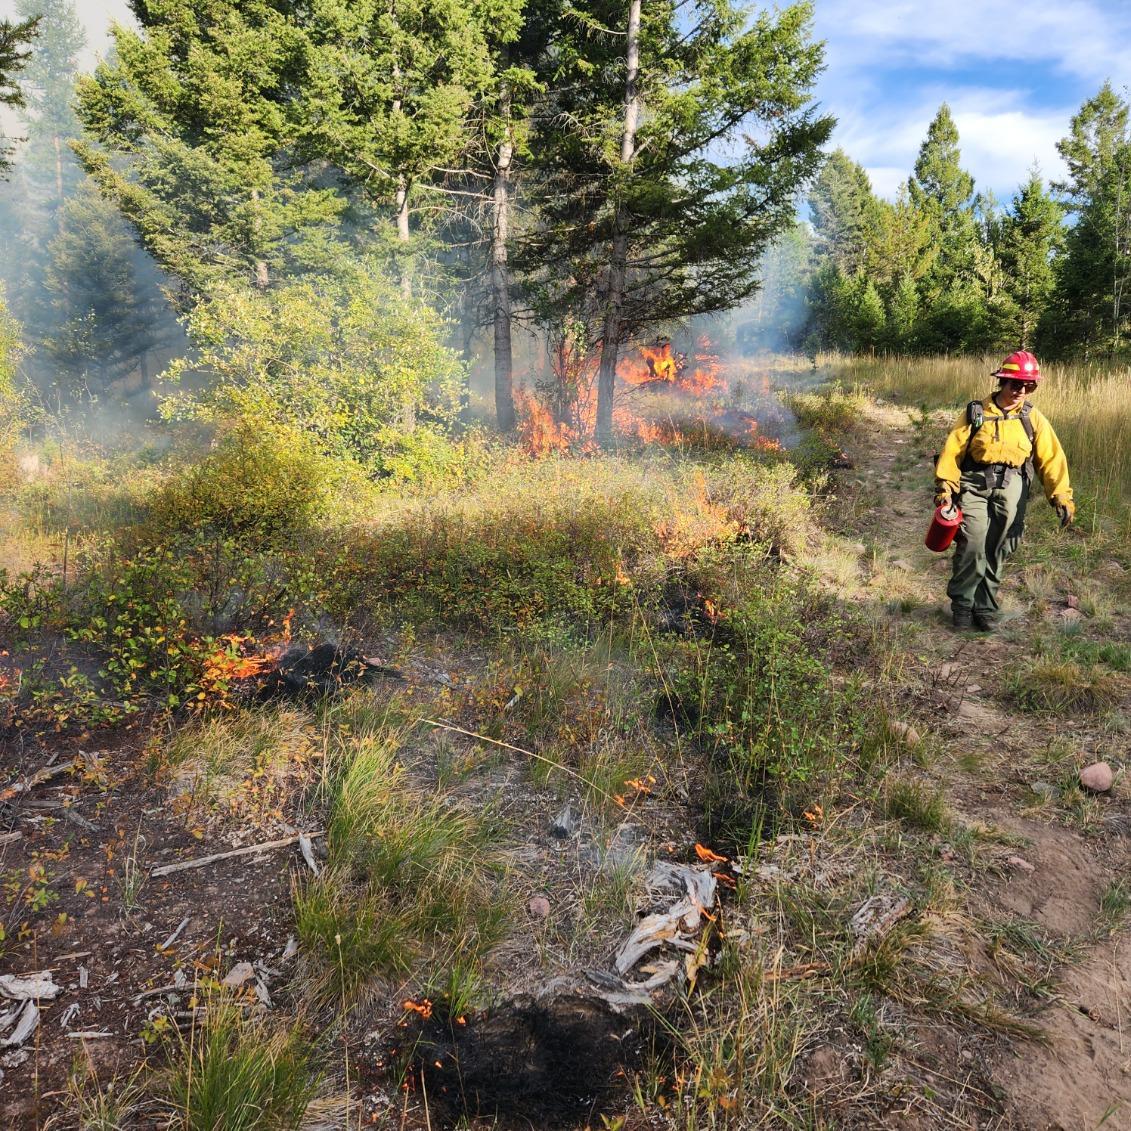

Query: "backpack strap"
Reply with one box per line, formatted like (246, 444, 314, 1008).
(1020, 401, 1036, 481)
(961, 400, 984, 470)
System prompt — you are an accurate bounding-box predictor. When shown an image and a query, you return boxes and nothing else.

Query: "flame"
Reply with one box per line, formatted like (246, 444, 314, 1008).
(515, 334, 783, 457)
(695, 843, 728, 864)
(402, 998, 433, 1019)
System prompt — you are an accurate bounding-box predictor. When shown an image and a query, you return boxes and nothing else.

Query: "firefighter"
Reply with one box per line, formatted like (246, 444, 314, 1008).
(934, 350, 1074, 630)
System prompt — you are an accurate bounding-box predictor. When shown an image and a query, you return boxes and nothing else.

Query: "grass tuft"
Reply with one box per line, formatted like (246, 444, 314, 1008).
(165, 1000, 320, 1131)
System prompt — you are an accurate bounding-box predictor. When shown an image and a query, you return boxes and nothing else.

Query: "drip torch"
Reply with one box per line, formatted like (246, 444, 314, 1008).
(924, 502, 962, 553)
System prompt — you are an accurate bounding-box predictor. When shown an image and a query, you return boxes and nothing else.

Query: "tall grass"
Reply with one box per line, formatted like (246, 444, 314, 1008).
(828, 352, 1131, 528)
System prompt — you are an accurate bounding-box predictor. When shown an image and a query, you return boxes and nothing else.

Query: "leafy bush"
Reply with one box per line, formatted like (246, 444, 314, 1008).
(160, 257, 464, 475)
(667, 574, 862, 845)
(147, 422, 333, 544)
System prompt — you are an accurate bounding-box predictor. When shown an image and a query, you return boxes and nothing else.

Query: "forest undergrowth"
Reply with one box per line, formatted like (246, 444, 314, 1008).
(1, 355, 1129, 1130)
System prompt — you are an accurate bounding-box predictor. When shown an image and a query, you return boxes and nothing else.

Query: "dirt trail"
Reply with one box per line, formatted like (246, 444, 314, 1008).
(840, 400, 1131, 1130)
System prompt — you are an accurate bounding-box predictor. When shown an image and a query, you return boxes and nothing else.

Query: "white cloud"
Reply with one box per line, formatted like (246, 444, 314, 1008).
(831, 90, 1072, 201)
(808, 0, 1127, 201)
(813, 0, 1131, 84)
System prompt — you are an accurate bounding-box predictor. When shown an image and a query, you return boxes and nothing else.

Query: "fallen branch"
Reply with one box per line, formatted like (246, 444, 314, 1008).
(158, 917, 191, 951)
(0, 831, 22, 847)
(761, 961, 832, 983)
(0, 760, 76, 802)
(150, 832, 324, 878)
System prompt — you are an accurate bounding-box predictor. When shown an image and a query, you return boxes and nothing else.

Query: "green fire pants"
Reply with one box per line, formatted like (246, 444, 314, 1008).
(947, 466, 1029, 619)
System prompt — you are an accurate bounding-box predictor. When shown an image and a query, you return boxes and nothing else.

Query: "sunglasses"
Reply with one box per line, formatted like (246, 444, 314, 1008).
(1003, 379, 1038, 393)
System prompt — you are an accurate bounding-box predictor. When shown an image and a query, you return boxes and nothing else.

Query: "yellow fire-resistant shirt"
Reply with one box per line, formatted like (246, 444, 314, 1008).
(934, 396, 1073, 506)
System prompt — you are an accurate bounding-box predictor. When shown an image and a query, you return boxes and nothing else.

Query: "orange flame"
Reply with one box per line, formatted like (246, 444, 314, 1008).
(402, 998, 433, 1019)
(695, 843, 728, 864)
(514, 335, 781, 457)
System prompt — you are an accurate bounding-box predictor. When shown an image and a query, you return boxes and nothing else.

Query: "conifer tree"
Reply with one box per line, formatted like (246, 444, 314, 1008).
(0, 13, 39, 178)
(808, 148, 881, 275)
(75, 2, 343, 295)
(908, 105, 986, 349)
(41, 181, 182, 401)
(522, 0, 832, 445)
(990, 169, 1063, 348)
(1041, 83, 1131, 358)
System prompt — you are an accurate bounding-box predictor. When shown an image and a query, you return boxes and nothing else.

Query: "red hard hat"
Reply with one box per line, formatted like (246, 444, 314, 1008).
(992, 349, 1041, 383)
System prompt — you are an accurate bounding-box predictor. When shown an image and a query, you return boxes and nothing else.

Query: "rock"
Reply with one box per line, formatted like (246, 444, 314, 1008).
(221, 962, 256, 988)
(550, 802, 580, 839)
(1079, 762, 1114, 794)
(1029, 780, 1055, 799)
(891, 559, 912, 572)
(1006, 855, 1035, 873)
(1065, 594, 1080, 610)
(527, 895, 551, 919)
(888, 720, 921, 747)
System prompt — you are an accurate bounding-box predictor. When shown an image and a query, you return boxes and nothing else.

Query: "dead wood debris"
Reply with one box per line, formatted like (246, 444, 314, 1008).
(150, 830, 324, 877)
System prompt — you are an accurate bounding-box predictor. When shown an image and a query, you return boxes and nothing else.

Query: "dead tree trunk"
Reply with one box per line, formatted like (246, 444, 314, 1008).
(595, 0, 641, 448)
(492, 81, 516, 433)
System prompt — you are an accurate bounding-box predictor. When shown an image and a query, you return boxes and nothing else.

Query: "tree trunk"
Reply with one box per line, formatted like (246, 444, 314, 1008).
(396, 177, 412, 299)
(394, 176, 416, 428)
(492, 81, 516, 433)
(595, 0, 641, 448)
(53, 134, 64, 215)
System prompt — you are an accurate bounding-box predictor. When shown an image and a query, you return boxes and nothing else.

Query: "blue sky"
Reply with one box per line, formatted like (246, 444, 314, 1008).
(11, 0, 1131, 205)
(810, 0, 1131, 201)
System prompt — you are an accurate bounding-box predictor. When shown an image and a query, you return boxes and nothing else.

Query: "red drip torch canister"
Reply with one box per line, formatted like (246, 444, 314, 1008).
(925, 504, 962, 552)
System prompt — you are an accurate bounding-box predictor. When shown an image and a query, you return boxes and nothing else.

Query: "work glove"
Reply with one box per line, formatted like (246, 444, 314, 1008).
(1055, 498, 1076, 528)
(934, 487, 954, 510)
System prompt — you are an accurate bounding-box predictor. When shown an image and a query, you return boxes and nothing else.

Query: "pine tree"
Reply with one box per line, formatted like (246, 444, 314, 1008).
(522, 0, 832, 445)
(990, 169, 1063, 348)
(0, 14, 39, 178)
(0, 0, 84, 328)
(1040, 84, 1131, 358)
(41, 182, 182, 402)
(908, 105, 987, 349)
(14, 0, 83, 217)
(808, 149, 881, 275)
(74, 2, 344, 295)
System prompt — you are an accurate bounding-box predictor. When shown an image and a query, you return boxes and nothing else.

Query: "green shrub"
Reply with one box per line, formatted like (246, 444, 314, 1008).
(668, 575, 862, 845)
(147, 422, 332, 544)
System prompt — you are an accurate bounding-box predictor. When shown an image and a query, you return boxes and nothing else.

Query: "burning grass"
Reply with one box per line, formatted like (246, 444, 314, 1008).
(330, 454, 817, 638)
